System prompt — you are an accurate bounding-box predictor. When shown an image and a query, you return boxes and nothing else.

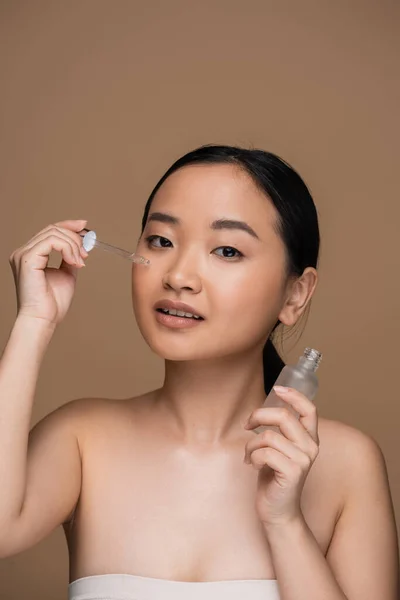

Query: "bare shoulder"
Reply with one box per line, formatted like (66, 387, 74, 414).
(318, 415, 385, 462)
(317, 416, 392, 501)
(50, 395, 119, 427)
(317, 421, 399, 597)
(55, 392, 152, 442)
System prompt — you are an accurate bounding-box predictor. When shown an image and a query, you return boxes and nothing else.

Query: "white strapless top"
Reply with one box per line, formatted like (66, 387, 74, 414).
(69, 574, 281, 600)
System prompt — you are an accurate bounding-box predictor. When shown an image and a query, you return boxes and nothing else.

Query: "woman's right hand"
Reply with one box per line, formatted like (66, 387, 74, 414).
(9, 219, 89, 326)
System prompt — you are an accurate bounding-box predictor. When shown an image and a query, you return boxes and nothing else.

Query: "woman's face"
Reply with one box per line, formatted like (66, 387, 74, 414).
(132, 163, 290, 361)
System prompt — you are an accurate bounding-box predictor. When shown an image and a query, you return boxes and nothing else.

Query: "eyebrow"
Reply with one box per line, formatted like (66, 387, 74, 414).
(147, 212, 260, 240)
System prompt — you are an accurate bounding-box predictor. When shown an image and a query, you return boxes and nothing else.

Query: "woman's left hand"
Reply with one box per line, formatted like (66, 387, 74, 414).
(243, 386, 320, 528)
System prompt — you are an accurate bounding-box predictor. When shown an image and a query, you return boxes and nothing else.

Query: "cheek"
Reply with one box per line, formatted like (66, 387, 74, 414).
(131, 265, 154, 313)
(214, 267, 283, 337)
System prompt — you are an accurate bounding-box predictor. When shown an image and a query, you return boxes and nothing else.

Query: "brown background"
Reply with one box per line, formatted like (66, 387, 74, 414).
(0, 1, 399, 598)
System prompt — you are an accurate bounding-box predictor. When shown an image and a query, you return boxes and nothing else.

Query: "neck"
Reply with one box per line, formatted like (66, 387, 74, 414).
(154, 350, 266, 445)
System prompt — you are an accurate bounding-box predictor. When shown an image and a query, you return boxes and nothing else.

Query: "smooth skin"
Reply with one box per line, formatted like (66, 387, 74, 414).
(0, 165, 398, 600)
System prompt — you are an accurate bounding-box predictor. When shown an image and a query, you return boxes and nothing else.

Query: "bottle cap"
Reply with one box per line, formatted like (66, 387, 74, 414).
(303, 347, 323, 369)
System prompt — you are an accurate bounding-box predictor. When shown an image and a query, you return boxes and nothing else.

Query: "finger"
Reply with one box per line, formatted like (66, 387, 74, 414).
(53, 219, 88, 232)
(249, 446, 295, 475)
(54, 226, 89, 259)
(11, 233, 75, 268)
(20, 235, 82, 271)
(244, 429, 314, 469)
(59, 260, 79, 279)
(20, 220, 87, 247)
(19, 221, 89, 260)
(52, 222, 90, 257)
(273, 387, 316, 419)
(273, 386, 319, 442)
(37, 224, 88, 258)
(245, 407, 319, 455)
(22, 229, 85, 266)
(246, 388, 318, 443)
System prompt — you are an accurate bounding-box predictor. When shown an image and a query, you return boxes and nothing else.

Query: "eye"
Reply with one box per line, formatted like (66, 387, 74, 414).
(213, 246, 244, 260)
(145, 235, 173, 248)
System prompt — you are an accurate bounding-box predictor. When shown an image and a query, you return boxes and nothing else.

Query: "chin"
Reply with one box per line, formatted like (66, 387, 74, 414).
(133, 308, 206, 360)
(140, 330, 252, 365)
(133, 308, 255, 363)
(141, 334, 209, 362)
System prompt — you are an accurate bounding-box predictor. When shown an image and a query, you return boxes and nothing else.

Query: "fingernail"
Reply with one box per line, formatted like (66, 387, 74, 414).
(274, 386, 289, 393)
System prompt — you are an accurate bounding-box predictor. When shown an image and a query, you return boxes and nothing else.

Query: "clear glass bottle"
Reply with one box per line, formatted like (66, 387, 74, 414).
(254, 347, 322, 434)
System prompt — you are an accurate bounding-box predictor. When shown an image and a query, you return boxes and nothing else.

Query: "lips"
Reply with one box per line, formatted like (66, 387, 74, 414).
(154, 299, 205, 320)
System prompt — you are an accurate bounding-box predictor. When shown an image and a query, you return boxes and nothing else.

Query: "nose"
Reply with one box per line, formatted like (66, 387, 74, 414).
(162, 253, 202, 294)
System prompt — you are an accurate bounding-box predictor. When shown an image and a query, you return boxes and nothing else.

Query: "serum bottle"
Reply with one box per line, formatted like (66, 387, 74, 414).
(254, 347, 323, 434)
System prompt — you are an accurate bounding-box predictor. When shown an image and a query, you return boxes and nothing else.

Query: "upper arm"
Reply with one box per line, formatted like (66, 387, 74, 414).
(0, 399, 86, 558)
(326, 428, 399, 600)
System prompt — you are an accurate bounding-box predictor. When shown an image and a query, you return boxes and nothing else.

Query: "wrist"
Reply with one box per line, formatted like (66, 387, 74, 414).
(262, 514, 308, 539)
(15, 313, 57, 332)
(14, 313, 57, 343)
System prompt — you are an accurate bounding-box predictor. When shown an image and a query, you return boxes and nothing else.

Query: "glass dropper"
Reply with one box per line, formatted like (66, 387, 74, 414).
(79, 229, 150, 266)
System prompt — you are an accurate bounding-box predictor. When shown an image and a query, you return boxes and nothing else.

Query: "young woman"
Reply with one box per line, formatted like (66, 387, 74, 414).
(2, 145, 398, 600)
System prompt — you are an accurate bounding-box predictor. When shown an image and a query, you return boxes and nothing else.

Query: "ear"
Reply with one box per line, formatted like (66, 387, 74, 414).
(278, 268, 318, 327)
